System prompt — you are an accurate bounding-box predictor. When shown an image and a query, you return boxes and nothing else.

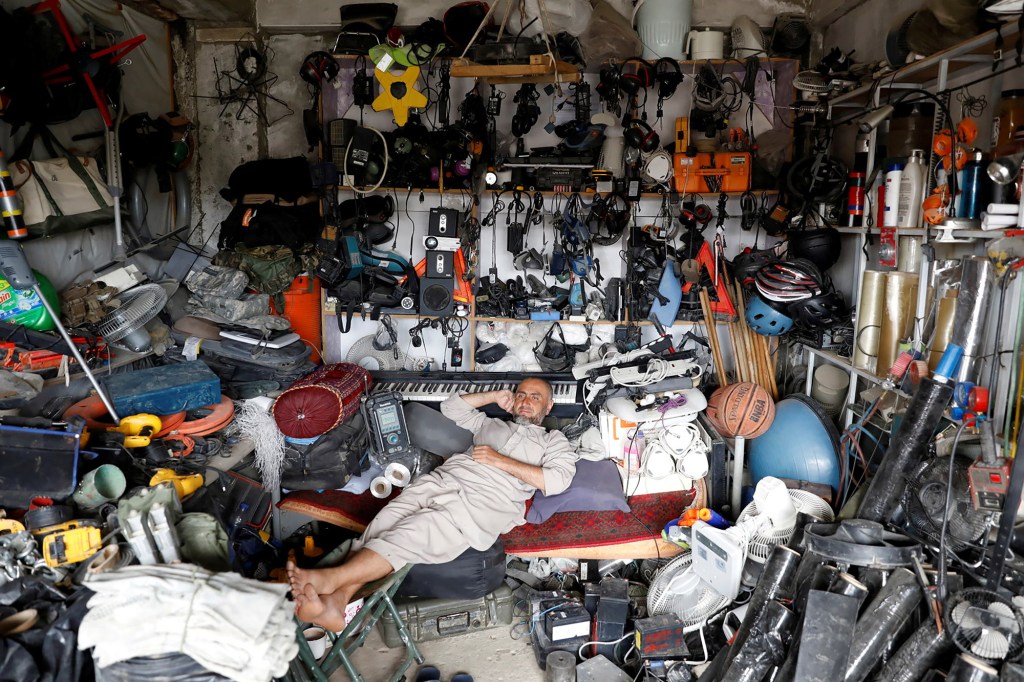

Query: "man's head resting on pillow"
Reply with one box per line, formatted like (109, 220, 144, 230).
(512, 377, 554, 427)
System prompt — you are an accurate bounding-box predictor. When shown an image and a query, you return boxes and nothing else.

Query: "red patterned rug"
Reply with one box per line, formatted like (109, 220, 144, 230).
(280, 481, 705, 560)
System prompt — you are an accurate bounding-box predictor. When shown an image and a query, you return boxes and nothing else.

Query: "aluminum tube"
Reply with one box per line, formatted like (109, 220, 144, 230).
(724, 545, 801, 670)
(844, 568, 923, 682)
(871, 621, 952, 682)
(946, 654, 999, 682)
(949, 256, 994, 383)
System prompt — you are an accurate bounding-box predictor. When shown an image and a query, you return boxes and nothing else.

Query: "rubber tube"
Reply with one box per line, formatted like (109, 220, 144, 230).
(720, 600, 797, 682)
(946, 654, 999, 682)
(724, 545, 802, 669)
(786, 512, 817, 551)
(857, 377, 955, 523)
(774, 564, 840, 682)
(870, 621, 952, 682)
(844, 568, 923, 682)
(829, 572, 870, 613)
(792, 590, 861, 682)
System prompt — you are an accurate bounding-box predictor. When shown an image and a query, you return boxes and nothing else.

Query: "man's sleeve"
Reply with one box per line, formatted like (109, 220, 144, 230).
(439, 393, 488, 435)
(540, 430, 579, 496)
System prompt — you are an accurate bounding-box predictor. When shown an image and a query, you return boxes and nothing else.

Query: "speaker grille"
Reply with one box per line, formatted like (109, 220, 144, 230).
(423, 283, 452, 312)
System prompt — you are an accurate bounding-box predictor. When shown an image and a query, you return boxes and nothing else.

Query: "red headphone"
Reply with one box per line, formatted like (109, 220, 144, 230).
(624, 118, 660, 153)
(618, 58, 655, 97)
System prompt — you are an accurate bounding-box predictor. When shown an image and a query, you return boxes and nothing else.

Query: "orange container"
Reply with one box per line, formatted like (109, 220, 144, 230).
(674, 152, 751, 193)
(271, 275, 322, 362)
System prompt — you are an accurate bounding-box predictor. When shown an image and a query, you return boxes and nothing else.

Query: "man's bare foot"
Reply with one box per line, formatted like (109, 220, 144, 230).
(294, 583, 327, 622)
(287, 560, 337, 597)
(298, 584, 350, 632)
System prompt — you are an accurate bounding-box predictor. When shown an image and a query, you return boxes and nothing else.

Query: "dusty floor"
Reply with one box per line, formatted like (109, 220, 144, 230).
(340, 626, 546, 682)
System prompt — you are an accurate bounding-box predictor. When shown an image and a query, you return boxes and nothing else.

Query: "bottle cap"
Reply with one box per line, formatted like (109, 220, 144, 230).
(910, 149, 925, 160)
(886, 162, 905, 172)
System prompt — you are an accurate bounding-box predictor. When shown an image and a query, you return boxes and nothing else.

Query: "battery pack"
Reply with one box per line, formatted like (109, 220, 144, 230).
(594, 577, 630, 661)
(377, 583, 514, 648)
(635, 614, 690, 659)
(544, 603, 592, 642)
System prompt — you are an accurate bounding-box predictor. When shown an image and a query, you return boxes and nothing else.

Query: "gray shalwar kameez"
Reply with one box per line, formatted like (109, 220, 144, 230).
(351, 394, 578, 570)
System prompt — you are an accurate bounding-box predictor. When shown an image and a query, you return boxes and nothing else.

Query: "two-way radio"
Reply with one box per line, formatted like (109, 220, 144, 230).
(361, 391, 415, 460)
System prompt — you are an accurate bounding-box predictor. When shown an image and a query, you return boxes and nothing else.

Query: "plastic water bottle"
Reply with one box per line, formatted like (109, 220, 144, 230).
(958, 151, 985, 220)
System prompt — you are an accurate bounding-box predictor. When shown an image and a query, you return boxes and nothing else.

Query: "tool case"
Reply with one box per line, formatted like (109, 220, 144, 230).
(102, 360, 221, 416)
(378, 583, 515, 648)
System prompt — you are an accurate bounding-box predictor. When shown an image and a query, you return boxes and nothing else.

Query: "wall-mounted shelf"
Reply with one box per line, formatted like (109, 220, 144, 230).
(827, 20, 1022, 108)
(450, 55, 580, 84)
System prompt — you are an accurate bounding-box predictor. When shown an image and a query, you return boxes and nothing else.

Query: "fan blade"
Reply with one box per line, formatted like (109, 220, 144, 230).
(952, 601, 985, 630)
(972, 629, 1010, 660)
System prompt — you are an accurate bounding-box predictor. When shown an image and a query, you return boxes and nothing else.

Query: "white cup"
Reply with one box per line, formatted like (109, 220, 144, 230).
(304, 626, 328, 658)
(687, 28, 725, 61)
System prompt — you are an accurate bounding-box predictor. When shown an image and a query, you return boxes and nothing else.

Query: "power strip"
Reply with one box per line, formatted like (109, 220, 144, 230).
(610, 359, 698, 386)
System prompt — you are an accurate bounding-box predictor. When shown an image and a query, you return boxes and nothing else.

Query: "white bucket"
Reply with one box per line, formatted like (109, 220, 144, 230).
(633, 0, 691, 61)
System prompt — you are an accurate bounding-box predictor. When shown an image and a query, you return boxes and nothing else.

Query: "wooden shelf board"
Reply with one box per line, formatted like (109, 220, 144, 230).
(450, 55, 580, 83)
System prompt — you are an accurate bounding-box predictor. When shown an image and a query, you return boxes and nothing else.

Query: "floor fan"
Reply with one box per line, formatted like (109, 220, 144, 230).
(94, 283, 168, 352)
(946, 588, 1024, 664)
(646, 550, 732, 632)
(736, 487, 834, 563)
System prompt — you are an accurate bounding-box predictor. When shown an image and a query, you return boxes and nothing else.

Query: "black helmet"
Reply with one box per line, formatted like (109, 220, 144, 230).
(731, 247, 781, 287)
(788, 289, 848, 330)
(787, 228, 842, 270)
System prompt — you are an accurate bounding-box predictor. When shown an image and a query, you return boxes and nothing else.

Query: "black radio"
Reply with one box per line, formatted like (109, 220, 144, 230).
(362, 391, 414, 460)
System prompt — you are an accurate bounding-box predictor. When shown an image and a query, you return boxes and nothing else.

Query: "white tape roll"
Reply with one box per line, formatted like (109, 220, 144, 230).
(384, 462, 411, 488)
(370, 477, 392, 499)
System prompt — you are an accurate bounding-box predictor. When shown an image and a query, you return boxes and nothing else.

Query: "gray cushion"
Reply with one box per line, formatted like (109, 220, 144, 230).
(526, 459, 629, 524)
(404, 402, 473, 457)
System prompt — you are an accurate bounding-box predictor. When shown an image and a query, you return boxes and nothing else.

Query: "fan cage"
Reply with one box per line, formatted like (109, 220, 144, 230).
(903, 457, 989, 552)
(946, 589, 1024, 664)
(647, 551, 731, 632)
(736, 489, 834, 562)
(794, 71, 831, 96)
(346, 334, 406, 371)
(95, 283, 168, 343)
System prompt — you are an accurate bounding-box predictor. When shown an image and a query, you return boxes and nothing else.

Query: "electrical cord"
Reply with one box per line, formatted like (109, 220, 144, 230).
(937, 419, 972, 603)
(343, 126, 389, 195)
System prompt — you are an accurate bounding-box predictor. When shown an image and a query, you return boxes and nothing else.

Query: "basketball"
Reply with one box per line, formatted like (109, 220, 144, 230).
(706, 382, 775, 439)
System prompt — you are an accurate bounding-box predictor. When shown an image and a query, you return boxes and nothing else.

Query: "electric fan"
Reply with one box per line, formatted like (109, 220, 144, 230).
(793, 71, 831, 99)
(346, 333, 407, 371)
(902, 456, 989, 552)
(94, 283, 168, 352)
(646, 550, 732, 632)
(946, 589, 1024, 664)
(736, 488, 835, 562)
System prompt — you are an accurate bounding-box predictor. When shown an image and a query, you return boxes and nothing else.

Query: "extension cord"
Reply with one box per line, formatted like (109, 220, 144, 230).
(610, 359, 698, 385)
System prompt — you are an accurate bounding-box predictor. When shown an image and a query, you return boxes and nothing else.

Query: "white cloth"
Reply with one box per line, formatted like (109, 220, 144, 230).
(78, 564, 297, 682)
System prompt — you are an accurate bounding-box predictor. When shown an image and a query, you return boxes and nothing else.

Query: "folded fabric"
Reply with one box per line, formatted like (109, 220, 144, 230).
(526, 458, 629, 524)
(78, 564, 297, 682)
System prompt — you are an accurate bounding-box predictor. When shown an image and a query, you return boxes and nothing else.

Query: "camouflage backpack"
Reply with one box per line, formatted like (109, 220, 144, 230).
(214, 245, 299, 311)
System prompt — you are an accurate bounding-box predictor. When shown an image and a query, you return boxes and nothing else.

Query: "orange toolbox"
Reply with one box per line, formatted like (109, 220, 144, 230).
(673, 151, 752, 193)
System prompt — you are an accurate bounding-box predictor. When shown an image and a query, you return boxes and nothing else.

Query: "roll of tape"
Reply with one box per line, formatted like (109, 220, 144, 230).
(384, 462, 411, 488)
(370, 477, 392, 499)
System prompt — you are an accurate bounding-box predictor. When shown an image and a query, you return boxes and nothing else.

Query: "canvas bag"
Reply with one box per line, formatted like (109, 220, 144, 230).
(10, 127, 114, 237)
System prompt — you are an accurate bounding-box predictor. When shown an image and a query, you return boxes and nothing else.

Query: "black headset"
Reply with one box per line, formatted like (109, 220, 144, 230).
(624, 118, 660, 153)
(617, 58, 655, 97)
(299, 51, 339, 89)
(654, 58, 684, 100)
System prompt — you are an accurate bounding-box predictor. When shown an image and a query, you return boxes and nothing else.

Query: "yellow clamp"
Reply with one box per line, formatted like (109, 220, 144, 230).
(150, 468, 204, 499)
(108, 413, 162, 448)
(0, 518, 25, 535)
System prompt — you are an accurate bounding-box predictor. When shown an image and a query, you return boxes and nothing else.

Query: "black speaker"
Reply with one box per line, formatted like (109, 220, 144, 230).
(328, 118, 356, 170)
(425, 250, 454, 278)
(428, 207, 460, 237)
(419, 277, 455, 316)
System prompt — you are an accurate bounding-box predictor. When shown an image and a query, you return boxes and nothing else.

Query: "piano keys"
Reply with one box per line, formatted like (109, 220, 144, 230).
(370, 371, 582, 415)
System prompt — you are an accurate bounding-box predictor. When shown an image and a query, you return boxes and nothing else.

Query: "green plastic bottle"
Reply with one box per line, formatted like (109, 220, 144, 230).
(0, 269, 59, 331)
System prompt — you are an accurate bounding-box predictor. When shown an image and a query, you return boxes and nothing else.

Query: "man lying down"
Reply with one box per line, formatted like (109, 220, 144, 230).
(287, 377, 579, 630)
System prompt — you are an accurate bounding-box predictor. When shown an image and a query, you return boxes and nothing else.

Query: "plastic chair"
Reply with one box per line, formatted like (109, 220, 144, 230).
(283, 564, 423, 682)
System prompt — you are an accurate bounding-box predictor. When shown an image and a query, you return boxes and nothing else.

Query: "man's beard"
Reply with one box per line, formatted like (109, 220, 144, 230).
(514, 414, 543, 426)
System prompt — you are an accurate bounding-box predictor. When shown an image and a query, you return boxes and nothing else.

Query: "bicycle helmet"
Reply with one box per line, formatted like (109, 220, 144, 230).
(787, 228, 842, 270)
(788, 289, 849, 330)
(754, 258, 825, 303)
(746, 294, 795, 336)
(731, 247, 781, 287)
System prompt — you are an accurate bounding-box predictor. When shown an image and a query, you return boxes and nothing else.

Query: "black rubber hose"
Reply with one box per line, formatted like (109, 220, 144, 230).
(719, 600, 798, 682)
(870, 621, 953, 682)
(857, 377, 955, 523)
(844, 568, 924, 682)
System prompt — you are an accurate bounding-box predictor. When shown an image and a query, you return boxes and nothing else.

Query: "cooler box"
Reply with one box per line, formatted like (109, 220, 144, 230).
(673, 152, 751, 193)
(102, 360, 221, 416)
(378, 583, 515, 648)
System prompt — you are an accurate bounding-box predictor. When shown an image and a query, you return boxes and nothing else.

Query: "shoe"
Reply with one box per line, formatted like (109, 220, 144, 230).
(415, 665, 442, 682)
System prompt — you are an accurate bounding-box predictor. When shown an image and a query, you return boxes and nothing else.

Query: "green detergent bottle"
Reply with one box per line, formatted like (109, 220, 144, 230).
(0, 270, 59, 331)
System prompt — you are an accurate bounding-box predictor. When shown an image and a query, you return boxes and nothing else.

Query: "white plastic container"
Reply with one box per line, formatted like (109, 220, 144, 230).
(897, 149, 926, 227)
(883, 162, 904, 227)
(633, 0, 691, 61)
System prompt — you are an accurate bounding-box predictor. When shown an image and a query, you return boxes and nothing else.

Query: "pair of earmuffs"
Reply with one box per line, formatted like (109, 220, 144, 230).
(624, 117, 660, 153)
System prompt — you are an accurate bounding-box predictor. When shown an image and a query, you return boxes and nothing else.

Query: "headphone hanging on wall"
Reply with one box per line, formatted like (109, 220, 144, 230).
(654, 57, 683, 120)
(624, 117, 660, 153)
(617, 58, 655, 97)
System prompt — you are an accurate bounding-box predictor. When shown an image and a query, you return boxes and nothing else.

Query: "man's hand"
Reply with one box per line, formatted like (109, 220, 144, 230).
(471, 445, 547, 492)
(494, 389, 515, 413)
(472, 445, 505, 467)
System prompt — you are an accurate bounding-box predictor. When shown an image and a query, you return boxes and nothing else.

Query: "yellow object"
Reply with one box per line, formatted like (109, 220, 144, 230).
(150, 468, 204, 499)
(0, 518, 25, 535)
(372, 65, 428, 126)
(303, 536, 324, 558)
(108, 413, 162, 448)
(42, 526, 102, 567)
(31, 519, 100, 537)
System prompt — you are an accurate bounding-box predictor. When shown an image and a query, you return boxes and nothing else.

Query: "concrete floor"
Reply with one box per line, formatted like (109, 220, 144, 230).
(340, 626, 546, 682)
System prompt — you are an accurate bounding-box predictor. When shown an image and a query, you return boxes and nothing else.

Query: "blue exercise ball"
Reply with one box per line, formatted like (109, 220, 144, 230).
(748, 394, 841, 494)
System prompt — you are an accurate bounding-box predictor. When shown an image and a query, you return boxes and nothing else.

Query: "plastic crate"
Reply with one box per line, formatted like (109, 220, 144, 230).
(102, 360, 221, 416)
